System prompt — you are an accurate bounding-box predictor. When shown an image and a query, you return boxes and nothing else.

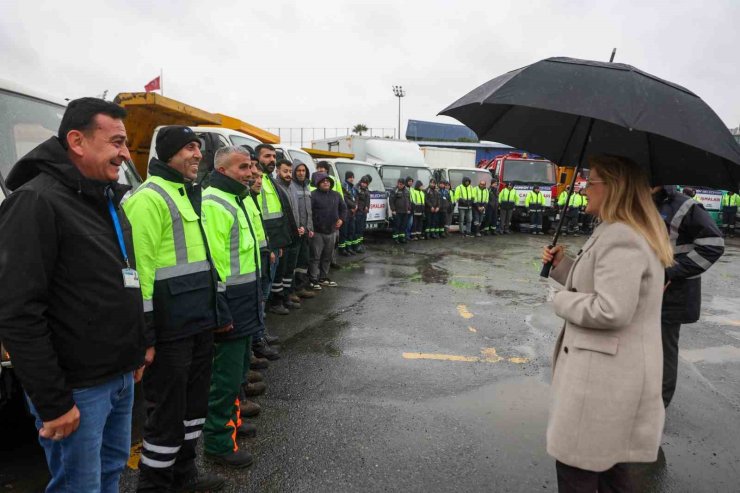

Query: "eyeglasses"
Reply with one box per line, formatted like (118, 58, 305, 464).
(586, 180, 605, 186)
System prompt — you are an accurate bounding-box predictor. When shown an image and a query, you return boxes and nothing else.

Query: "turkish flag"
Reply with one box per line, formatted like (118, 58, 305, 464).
(144, 76, 161, 93)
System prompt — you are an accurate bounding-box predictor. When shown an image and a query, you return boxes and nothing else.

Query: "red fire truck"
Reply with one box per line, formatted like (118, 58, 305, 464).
(477, 153, 558, 232)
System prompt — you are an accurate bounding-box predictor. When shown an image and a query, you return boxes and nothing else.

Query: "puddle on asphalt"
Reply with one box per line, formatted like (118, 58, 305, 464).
(681, 345, 740, 364)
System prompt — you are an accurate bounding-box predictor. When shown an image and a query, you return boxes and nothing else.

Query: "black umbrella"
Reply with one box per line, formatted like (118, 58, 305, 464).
(440, 55, 740, 276)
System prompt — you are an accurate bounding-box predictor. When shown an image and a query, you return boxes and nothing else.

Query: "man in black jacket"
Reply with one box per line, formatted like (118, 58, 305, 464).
(654, 186, 724, 408)
(309, 173, 346, 287)
(0, 98, 146, 492)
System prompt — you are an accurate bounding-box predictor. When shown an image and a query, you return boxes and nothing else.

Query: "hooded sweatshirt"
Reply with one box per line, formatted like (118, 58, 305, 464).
(287, 163, 314, 231)
(310, 173, 347, 234)
(0, 137, 146, 421)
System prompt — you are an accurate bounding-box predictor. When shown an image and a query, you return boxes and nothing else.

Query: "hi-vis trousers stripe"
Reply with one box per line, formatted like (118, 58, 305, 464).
(141, 440, 181, 469)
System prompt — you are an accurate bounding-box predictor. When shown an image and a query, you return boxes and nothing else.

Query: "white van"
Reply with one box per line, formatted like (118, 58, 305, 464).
(271, 144, 317, 177)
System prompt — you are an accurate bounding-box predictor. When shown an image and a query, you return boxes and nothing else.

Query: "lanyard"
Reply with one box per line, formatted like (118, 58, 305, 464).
(107, 194, 130, 268)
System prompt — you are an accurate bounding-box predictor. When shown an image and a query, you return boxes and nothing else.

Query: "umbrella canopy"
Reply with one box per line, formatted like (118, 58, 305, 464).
(440, 57, 740, 191)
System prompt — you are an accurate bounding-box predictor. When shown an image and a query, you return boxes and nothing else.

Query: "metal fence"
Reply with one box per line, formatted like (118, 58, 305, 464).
(266, 128, 397, 147)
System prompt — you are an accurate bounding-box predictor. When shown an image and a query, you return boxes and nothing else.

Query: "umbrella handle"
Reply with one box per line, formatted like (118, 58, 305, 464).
(540, 243, 555, 278)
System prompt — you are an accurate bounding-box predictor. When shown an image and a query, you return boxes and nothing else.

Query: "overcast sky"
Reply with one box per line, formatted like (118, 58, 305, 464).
(2, 0, 739, 143)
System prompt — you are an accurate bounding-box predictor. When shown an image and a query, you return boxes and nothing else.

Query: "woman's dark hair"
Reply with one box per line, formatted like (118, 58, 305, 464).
(58, 97, 126, 144)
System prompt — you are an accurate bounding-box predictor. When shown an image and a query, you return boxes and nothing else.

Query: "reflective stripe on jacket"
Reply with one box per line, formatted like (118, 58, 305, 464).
(202, 175, 263, 340)
(124, 160, 218, 343)
(499, 188, 519, 204)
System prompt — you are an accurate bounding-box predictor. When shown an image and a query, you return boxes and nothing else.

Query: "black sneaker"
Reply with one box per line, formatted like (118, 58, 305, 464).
(204, 450, 253, 469)
(319, 278, 338, 287)
(176, 472, 227, 492)
(310, 281, 322, 290)
(252, 339, 280, 360)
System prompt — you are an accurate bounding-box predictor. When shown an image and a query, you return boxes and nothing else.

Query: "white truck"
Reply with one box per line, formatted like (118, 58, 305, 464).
(311, 135, 433, 192)
(320, 159, 388, 229)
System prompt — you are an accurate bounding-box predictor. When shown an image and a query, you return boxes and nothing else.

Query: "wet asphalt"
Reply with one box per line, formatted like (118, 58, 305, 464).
(3, 231, 740, 492)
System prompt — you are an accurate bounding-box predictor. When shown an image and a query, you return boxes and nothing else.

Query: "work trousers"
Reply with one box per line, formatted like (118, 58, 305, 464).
(472, 207, 485, 235)
(661, 321, 682, 407)
(309, 231, 336, 281)
(424, 211, 440, 236)
(458, 207, 473, 235)
(411, 213, 424, 238)
(499, 204, 514, 233)
(556, 460, 634, 493)
(722, 207, 737, 235)
(405, 213, 413, 238)
(137, 330, 214, 492)
(284, 235, 310, 294)
(339, 213, 356, 249)
(282, 234, 308, 299)
(444, 208, 452, 232)
(354, 211, 367, 246)
(579, 211, 593, 233)
(204, 336, 251, 457)
(565, 209, 580, 233)
(270, 246, 289, 306)
(530, 206, 544, 233)
(392, 213, 409, 241)
(482, 204, 498, 233)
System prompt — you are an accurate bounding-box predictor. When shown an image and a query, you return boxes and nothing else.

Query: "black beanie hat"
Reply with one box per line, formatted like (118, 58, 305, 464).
(360, 174, 370, 184)
(156, 126, 200, 163)
(345, 170, 355, 180)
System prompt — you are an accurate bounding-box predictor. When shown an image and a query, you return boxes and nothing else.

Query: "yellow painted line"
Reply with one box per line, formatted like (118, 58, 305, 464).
(127, 441, 142, 470)
(480, 347, 503, 363)
(403, 352, 479, 362)
(402, 348, 529, 365)
(457, 304, 474, 319)
(468, 326, 477, 333)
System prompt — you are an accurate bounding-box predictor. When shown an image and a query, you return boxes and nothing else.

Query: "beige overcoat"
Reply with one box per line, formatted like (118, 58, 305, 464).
(547, 221, 665, 472)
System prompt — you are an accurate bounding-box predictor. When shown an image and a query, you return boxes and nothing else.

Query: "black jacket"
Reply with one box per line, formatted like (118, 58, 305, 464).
(425, 188, 441, 211)
(356, 187, 371, 212)
(0, 137, 146, 421)
(262, 173, 296, 249)
(656, 188, 724, 323)
(311, 188, 347, 234)
(389, 186, 411, 214)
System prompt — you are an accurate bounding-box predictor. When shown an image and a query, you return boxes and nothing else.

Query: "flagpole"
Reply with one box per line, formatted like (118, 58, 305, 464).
(160, 68, 164, 96)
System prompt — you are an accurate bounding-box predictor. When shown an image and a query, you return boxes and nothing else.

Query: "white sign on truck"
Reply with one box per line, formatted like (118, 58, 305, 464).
(420, 146, 476, 169)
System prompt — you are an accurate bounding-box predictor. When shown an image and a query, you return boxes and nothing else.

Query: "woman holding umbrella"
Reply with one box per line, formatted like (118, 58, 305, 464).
(542, 155, 673, 491)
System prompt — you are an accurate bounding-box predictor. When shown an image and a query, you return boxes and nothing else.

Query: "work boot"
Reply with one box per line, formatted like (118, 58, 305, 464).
(176, 472, 227, 492)
(237, 422, 257, 438)
(284, 299, 302, 310)
(243, 381, 267, 397)
(267, 303, 289, 315)
(204, 450, 253, 470)
(288, 293, 301, 304)
(339, 248, 351, 256)
(296, 289, 316, 298)
(240, 399, 261, 418)
(355, 244, 365, 253)
(475, 232, 482, 237)
(253, 339, 280, 360)
(264, 333, 280, 345)
(250, 353, 269, 369)
(247, 370, 264, 383)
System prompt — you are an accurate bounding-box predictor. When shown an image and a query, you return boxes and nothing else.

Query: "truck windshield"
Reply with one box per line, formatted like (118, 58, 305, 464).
(502, 160, 555, 184)
(335, 162, 385, 192)
(448, 169, 491, 189)
(0, 89, 64, 182)
(380, 165, 433, 189)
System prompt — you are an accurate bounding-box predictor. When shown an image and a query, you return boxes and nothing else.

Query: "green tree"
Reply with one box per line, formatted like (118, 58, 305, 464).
(352, 124, 368, 136)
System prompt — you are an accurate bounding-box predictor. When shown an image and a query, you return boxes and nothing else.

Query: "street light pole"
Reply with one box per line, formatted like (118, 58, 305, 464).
(392, 85, 406, 139)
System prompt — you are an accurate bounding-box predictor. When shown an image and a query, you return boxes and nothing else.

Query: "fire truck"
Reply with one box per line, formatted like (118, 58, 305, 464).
(477, 153, 558, 232)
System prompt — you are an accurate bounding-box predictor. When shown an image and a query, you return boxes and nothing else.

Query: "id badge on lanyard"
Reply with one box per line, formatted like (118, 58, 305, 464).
(107, 194, 140, 289)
